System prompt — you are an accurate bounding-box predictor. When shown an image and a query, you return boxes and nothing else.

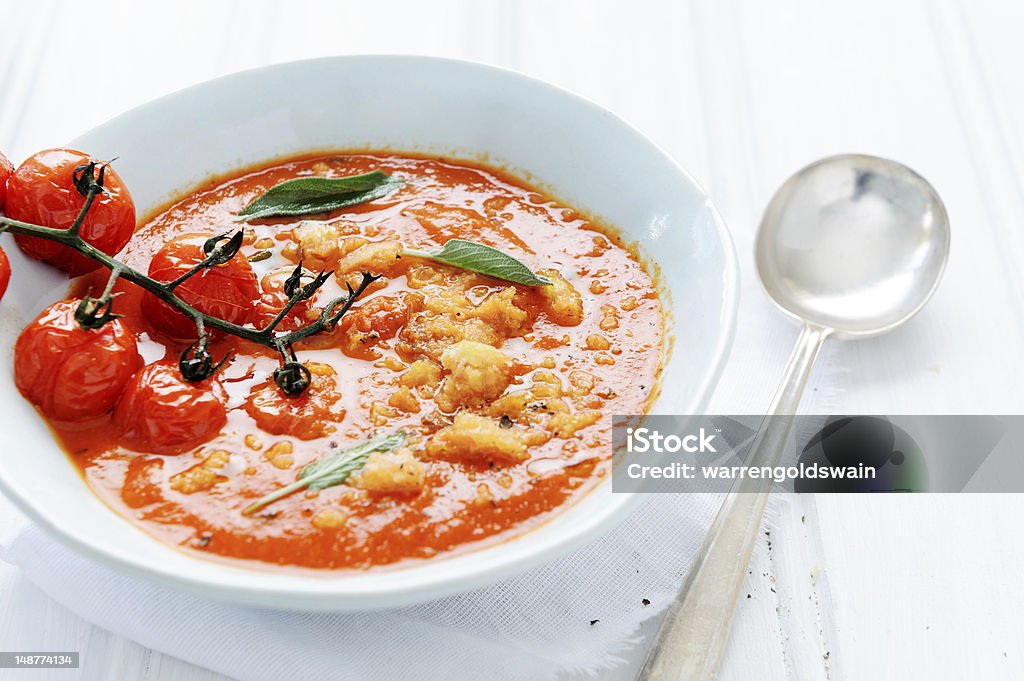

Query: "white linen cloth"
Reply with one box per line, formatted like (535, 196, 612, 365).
(0, 493, 720, 681)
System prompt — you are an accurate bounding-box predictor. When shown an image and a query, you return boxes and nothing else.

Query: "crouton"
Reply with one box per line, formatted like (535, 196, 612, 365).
(354, 447, 426, 494)
(547, 410, 602, 439)
(472, 287, 531, 337)
(567, 370, 597, 397)
(335, 240, 405, 278)
(435, 340, 514, 411)
(399, 315, 501, 363)
(311, 508, 348, 528)
(427, 413, 528, 465)
(536, 269, 584, 326)
(400, 360, 442, 389)
(170, 450, 230, 495)
(293, 221, 341, 269)
(388, 386, 421, 413)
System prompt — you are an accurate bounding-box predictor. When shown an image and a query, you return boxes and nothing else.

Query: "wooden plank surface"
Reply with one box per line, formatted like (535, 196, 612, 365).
(2, 1, 1022, 679)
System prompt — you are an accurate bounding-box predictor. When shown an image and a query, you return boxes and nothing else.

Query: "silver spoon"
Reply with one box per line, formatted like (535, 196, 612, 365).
(637, 154, 950, 680)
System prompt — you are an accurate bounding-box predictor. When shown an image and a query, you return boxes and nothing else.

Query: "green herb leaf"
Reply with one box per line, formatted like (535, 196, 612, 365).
(236, 170, 404, 222)
(242, 430, 407, 515)
(301, 430, 407, 490)
(402, 239, 552, 287)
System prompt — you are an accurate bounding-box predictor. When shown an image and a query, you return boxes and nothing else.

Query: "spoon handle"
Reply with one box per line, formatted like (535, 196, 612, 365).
(635, 323, 830, 681)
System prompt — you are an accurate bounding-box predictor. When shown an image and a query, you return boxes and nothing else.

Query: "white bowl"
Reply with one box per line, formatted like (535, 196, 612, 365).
(0, 56, 738, 610)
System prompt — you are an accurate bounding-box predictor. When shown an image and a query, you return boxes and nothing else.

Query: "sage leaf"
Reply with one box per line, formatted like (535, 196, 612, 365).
(402, 239, 552, 286)
(301, 430, 408, 490)
(242, 430, 407, 515)
(237, 170, 404, 221)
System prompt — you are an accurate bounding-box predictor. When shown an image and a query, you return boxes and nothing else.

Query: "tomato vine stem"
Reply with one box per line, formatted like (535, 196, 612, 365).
(0, 168, 378, 395)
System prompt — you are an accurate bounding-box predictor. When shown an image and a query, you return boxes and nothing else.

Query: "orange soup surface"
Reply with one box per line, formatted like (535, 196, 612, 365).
(52, 153, 664, 570)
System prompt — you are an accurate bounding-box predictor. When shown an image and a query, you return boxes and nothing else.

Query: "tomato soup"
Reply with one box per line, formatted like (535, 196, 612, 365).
(46, 153, 663, 570)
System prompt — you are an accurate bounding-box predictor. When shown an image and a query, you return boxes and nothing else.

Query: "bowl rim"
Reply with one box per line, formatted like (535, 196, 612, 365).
(0, 54, 739, 609)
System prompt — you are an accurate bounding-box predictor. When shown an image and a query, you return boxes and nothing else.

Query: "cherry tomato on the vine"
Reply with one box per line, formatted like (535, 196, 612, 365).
(338, 294, 411, 360)
(14, 299, 143, 426)
(0, 246, 10, 301)
(0, 151, 13, 211)
(6, 149, 136, 276)
(244, 362, 345, 439)
(113, 362, 227, 455)
(141, 234, 260, 341)
(250, 266, 317, 333)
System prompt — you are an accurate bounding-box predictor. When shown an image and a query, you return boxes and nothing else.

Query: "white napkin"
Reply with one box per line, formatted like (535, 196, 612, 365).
(0, 493, 720, 681)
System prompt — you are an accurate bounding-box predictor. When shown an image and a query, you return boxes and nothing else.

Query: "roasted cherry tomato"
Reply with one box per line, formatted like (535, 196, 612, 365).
(250, 266, 316, 332)
(141, 234, 260, 341)
(0, 151, 13, 211)
(14, 298, 143, 426)
(113, 362, 227, 455)
(0, 246, 10, 301)
(244, 362, 345, 439)
(6, 149, 136, 276)
(338, 294, 411, 359)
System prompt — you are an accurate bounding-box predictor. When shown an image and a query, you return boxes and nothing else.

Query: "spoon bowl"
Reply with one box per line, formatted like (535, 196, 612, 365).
(755, 154, 950, 338)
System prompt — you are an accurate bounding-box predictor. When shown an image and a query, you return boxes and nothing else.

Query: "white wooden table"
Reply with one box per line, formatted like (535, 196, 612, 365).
(2, 1, 1023, 679)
